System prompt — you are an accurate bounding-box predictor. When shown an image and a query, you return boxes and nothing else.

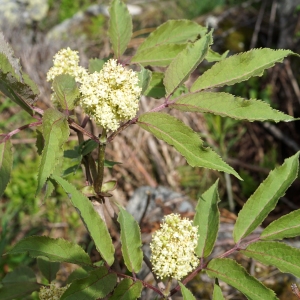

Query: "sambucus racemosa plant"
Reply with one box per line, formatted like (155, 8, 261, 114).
(1, 0, 300, 299)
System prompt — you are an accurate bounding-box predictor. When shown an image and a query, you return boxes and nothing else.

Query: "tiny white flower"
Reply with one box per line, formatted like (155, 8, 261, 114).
(150, 213, 199, 280)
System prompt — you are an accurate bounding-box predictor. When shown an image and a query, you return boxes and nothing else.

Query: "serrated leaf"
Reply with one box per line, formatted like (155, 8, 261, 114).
(138, 66, 152, 94)
(0, 266, 40, 300)
(212, 284, 225, 300)
(2, 266, 36, 284)
(89, 58, 107, 73)
(117, 205, 143, 272)
(67, 267, 89, 284)
(191, 48, 295, 91)
(137, 112, 241, 179)
(261, 210, 300, 240)
(0, 33, 38, 114)
(233, 152, 300, 242)
(206, 258, 278, 300)
(37, 257, 60, 283)
(179, 282, 196, 300)
(109, 278, 143, 300)
(206, 49, 229, 62)
(52, 176, 115, 266)
(193, 180, 220, 258)
(0, 139, 12, 198)
(8, 236, 92, 265)
(170, 92, 294, 122)
(144, 72, 165, 98)
(132, 44, 188, 67)
(241, 241, 300, 278)
(52, 74, 79, 110)
(164, 32, 213, 97)
(36, 108, 70, 195)
(108, 0, 132, 58)
(61, 267, 117, 300)
(135, 20, 207, 54)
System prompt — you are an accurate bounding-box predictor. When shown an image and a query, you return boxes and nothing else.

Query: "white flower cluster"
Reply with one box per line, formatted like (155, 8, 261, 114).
(79, 59, 141, 131)
(47, 48, 141, 131)
(46, 47, 87, 83)
(150, 213, 199, 280)
(39, 282, 69, 300)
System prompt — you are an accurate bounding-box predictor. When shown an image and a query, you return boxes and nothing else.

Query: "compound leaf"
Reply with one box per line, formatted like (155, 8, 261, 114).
(233, 152, 300, 242)
(137, 112, 241, 179)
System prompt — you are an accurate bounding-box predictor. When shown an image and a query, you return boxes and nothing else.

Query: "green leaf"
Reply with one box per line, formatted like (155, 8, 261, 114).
(52, 176, 115, 266)
(37, 257, 60, 283)
(261, 209, 300, 240)
(61, 267, 117, 300)
(137, 112, 241, 179)
(0, 266, 40, 300)
(138, 66, 152, 94)
(135, 20, 207, 54)
(241, 241, 300, 278)
(164, 31, 213, 97)
(144, 72, 165, 98)
(191, 48, 295, 91)
(233, 152, 300, 242)
(80, 139, 98, 156)
(206, 258, 278, 300)
(0, 33, 38, 114)
(212, 284, 225, 300)
(117, 205, 143, 272)
(104, 159, 121, 168)
(88, 58, 107, 73)
(36, 108, 69, 195)
(109, 278, 143, 300)
(0, 139, 12, 198)
(193, 180, 220, 257)
(108, 0, 132, 58)
(8, 236, 92, 266)
(132, 43, 188, 67)
(67, 268, 89, 284)
(179, 282, 196, 300)
(205, 49, 229, 62)
(52, 74, 79, 110)
(170, 92, 294, 122)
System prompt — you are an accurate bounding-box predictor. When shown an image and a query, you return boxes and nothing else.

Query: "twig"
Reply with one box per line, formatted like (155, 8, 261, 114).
(267, 0, 277, 47)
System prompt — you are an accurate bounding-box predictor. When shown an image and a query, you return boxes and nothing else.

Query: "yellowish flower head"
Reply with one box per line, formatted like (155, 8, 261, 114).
(47, 47, 87, 83)
(39, 282, 69, 300)
(79, 59, 141, 131)
(150, 213, 199, 280)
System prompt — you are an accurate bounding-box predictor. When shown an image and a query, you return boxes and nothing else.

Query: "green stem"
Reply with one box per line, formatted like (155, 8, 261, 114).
(94, 128, 107, 194)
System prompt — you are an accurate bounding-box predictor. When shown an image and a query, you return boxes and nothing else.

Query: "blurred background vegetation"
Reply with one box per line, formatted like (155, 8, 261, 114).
(1, 0, 300, 299)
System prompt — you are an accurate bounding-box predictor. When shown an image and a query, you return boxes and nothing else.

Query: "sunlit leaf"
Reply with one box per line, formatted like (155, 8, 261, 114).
(233, 152, 300, 242)
(0, 139, 12, 198)
(109, 278, 143, 300)
(138, 112, 241, 179)
(191, 48, 295, 91)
